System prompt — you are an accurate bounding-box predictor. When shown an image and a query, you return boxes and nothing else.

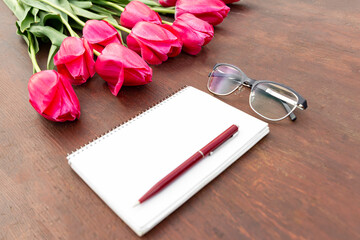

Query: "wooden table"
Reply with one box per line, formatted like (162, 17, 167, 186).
(1, 0, 359, 239)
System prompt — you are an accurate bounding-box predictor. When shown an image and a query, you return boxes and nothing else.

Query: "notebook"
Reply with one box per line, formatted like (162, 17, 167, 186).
(67, 86, 269, 236)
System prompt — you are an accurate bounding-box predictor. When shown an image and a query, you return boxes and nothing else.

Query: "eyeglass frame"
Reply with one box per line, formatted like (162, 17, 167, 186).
(207, 63, 308, 121)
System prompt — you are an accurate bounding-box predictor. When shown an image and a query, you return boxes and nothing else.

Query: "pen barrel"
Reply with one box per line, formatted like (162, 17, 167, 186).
(200, 125, 238, 156)
(137, 124, 238, 204)
(139, 151, 203, 203)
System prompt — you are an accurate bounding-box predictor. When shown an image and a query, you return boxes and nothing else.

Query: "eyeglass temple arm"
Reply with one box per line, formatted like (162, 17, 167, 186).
(281, 102, 297, 121)
(255, 82, 297, 121)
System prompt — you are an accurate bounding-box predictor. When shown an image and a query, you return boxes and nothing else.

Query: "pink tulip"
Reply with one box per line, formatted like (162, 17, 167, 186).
(120, 1, 162, 29)
(54, 37, 95, 85)
(159, 0, 177, 7)
(175, 0, 230, 26)
(171, 13, 214, 55)
(95, 43, 153, 96)
(222, 0, 240, 4)
(127, 22, 182, 65)
(82, 20, 122, 53)
(28, 70, 80, 122)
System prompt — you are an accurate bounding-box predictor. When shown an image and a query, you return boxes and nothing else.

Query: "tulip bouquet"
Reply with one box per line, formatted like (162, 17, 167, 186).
(3, 0, 239, 122)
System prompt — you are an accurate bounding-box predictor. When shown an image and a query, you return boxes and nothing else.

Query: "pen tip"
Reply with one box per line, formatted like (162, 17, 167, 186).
(133, 201, 140, 208)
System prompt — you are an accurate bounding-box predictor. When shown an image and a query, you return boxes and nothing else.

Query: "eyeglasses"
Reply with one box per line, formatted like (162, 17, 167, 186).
(207, 63, 307, 121)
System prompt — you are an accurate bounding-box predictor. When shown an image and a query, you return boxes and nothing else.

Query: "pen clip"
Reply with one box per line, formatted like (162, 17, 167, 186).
(209, 129, 239, 156)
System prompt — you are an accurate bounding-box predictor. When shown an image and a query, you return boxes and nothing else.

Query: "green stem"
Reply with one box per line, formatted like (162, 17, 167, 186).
(162, 20, 173, 25)
(28, 32, 41, 73)
(111, 23, 131, 34)
(150, 7, 175, 14)
(92, 1, 131, 34)
(60, 15, 79, 37)
(93, 49, 101, 57)
(116, 29, 125, 45)
(94, 0, 125, 12)
(38, 0, 85, 27)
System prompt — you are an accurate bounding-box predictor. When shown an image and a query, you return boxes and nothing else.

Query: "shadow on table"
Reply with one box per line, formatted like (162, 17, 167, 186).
(227, 2, 253, 13)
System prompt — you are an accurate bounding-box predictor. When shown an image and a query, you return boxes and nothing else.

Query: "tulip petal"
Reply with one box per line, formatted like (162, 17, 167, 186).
(108, 70, 124, 96)
(139, 41, 167, 65)
(127, 22, 182, 64)
(28, 70, 59, 113)
(54, 37, 85, 65)
(95, 43, 152, 89)
(126, 34, 141, 54)
(172, 13, 214, 55)
(98, 35, 122, 49)
(120, 1, 162, 29)
(28, 70, 80, 122)
(83, 38, 96, 78)
(195, 11, 224, 25)
(95, 54, 124, 95)
(102, 43, 146, 69)
(159, 0, 177, 7)
(132, 22, 178, 42)
(222, 0, 240, 3)
(124, 68, 152, 86)
(83, 20, 120, 44)
(59, 76, 80, 119)
(175, 13, 214, 34)
(92, 44, 105, 53)
(64, 56, 89, 84)
(175, 0, 230, 25)
(55, 37, 95, 85)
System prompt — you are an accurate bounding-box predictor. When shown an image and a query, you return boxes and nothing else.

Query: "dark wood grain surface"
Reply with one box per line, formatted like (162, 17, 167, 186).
(1, 0, 360, 239)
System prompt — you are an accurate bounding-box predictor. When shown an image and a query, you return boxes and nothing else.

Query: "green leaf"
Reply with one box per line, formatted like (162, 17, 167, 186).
(102, 14, 119, 27)
(19, 0, 71, 22)
(68, 20, 84, 30)
(28, 25, 67, 47)
(135, 0, 162, 7)
(18, 0, 52, 13)
(4, 0, 39, 32)
(47, 44, 59, 70)
(38, 11, 64, 32)
(109, 0, 162, 7)
(90, 4, 120, 16)
(70, 3, 107, 20)
(69, 0, 93, 9)
(3, 0, 27, 19)
(16, 22, 40, 73)
(18, 5, 37, 32)
(31, 7, 40, 22)
(106, 0, 130, 4)
(16, 22, 39, 54)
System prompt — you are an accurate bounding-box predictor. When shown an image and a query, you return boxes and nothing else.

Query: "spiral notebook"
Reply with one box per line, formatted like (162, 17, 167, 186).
(67, 86, 269, 236)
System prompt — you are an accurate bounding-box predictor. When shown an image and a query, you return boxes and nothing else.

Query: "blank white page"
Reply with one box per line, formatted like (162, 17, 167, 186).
(68, 86, 269, 236)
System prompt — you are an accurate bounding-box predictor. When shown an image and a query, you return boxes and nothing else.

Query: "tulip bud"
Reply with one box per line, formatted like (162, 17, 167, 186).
(172, 13, 214, 55)
(54, 37, 95, 85)
(127, 22, 182, 65)
(28, 70, 80, 122)
(175, 0, 230, 26)
(120, 1, 162, 29)
(83, 20, 122, 53)
(95, 43, 153, 96)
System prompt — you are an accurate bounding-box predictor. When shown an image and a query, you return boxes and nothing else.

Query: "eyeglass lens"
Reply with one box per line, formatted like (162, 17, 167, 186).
(250, 82, 299, 121)
(208, 65, 242, 95)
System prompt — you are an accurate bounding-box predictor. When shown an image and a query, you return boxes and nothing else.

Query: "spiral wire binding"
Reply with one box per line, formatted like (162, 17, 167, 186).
(67, 85, 189, 165)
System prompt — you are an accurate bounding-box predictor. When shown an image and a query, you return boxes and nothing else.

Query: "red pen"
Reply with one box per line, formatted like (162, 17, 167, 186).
(134, 124, 239, 206)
